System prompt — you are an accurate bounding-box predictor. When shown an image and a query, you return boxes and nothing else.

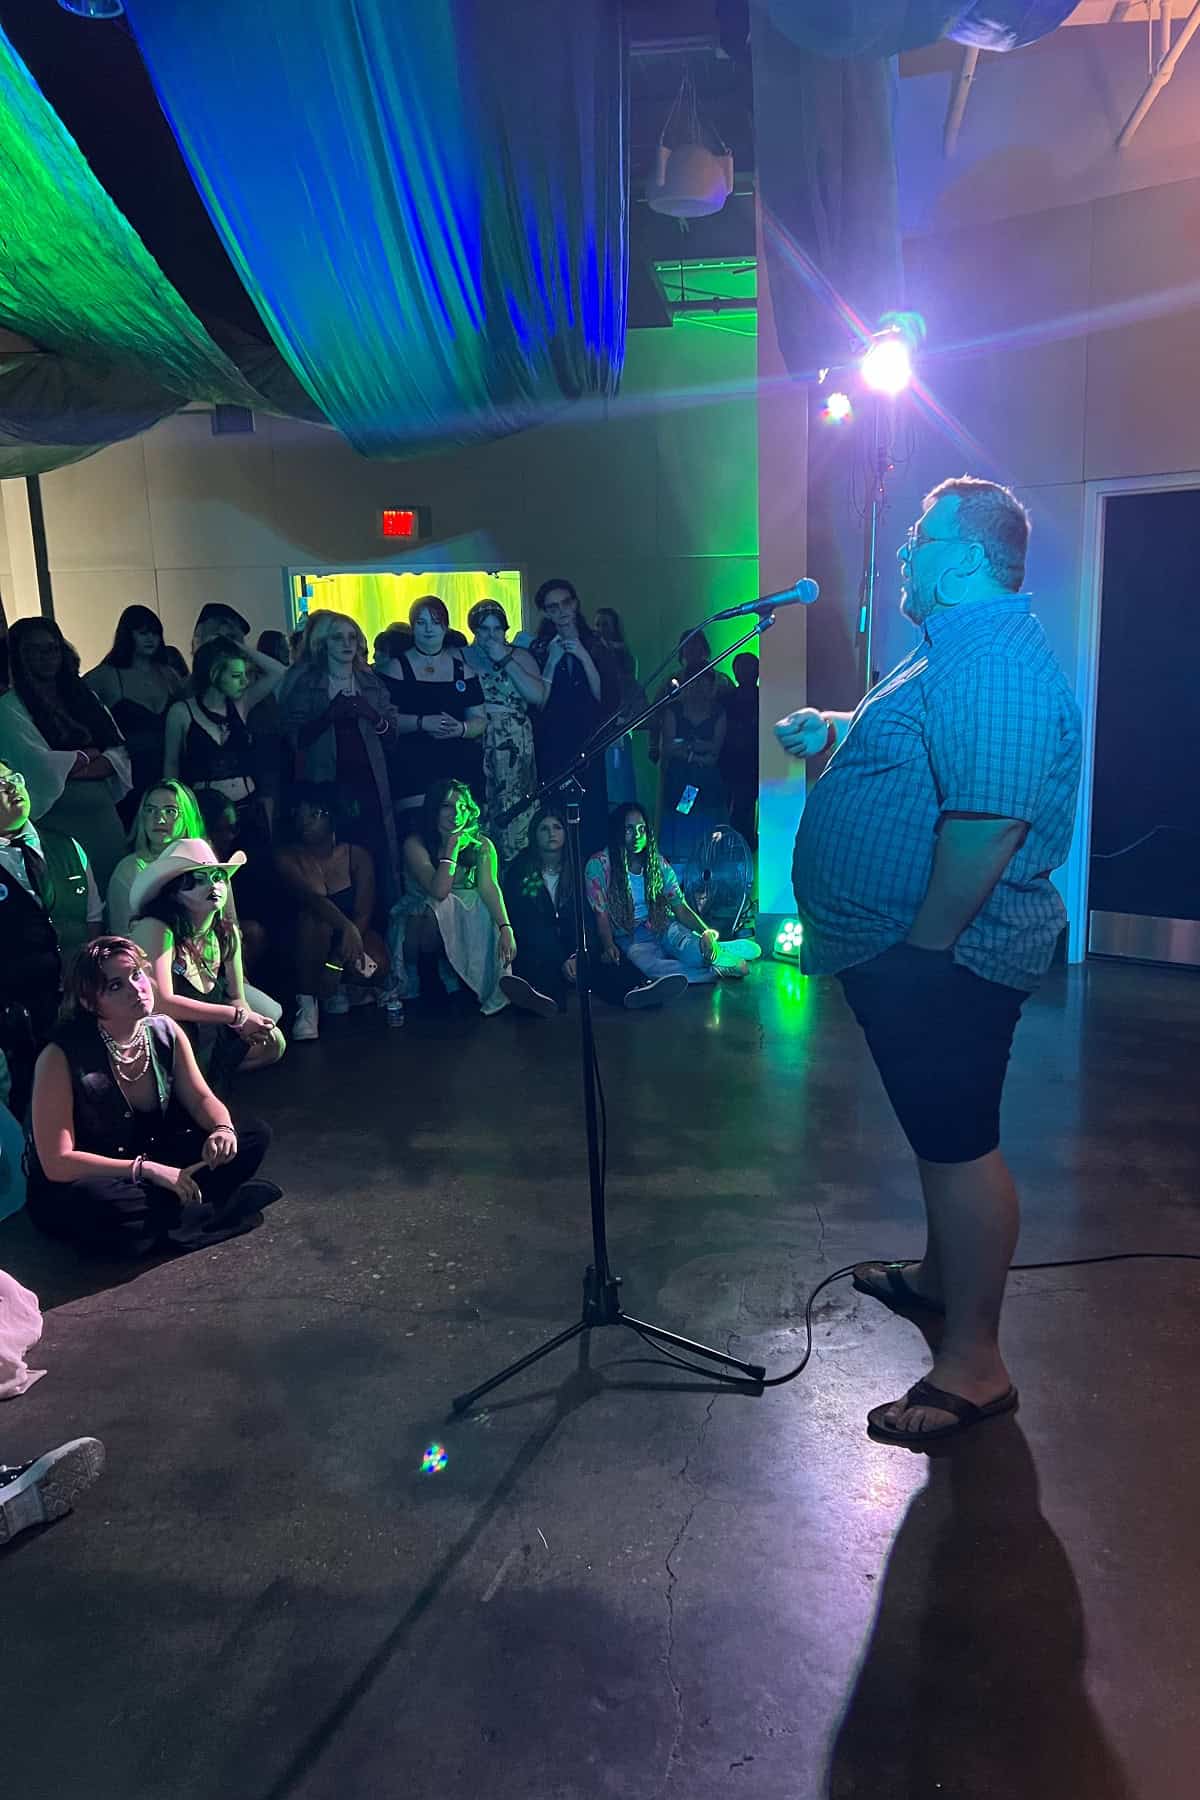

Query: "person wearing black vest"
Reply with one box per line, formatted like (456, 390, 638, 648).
(0, 757, 101, 1122)
(26, 936, 278, 1258)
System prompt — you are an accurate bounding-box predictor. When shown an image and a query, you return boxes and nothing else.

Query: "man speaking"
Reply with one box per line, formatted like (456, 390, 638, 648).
(777, 478, 1082, 1446)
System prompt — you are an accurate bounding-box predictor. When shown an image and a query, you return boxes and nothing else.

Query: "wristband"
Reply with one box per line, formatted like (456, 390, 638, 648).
(417, 715, 426, 731)
(439, 856, 455, 865)
(822, 714, 837, 753)
(231, 1003, 249, 1029)
(131, 1153, 145, 1184)
(497, 651, 515, 670)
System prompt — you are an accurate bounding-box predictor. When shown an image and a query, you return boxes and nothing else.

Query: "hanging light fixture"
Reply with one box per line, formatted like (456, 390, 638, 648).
(646, 65, 734, 219)
(57, 0, 125, 15)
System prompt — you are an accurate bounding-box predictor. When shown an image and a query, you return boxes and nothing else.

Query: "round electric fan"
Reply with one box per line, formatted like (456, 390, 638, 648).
(679, 826, 754, 939)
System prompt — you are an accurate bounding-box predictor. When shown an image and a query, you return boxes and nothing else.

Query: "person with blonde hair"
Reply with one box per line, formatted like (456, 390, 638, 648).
(105, 779, 207, 934)
(279, 610, 402, 902)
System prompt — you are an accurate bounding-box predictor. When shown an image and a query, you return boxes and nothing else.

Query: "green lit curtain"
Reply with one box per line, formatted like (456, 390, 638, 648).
(124, 0, 628, 459)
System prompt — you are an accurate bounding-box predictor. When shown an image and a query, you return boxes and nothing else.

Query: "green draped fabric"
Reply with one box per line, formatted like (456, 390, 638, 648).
(0, 21, 269, 474)
(123, 0, 628, 458)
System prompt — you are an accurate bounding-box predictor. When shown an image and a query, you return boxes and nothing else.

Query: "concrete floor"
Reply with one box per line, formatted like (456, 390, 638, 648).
(2, 959, 1198, 1800)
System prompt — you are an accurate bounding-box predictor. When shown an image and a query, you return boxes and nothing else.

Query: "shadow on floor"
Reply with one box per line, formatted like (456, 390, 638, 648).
(826, 1416, 1133, 1800)
(0, 1206, 177, 1310)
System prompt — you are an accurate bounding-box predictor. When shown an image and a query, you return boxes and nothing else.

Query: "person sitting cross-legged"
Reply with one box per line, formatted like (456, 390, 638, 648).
(26, 936, 279, 1258)
(501, 802, 666, 1015)
(391, 779, 514, 1014)
(274, 785, 392, 1041)
(584, 803, 757, 1005)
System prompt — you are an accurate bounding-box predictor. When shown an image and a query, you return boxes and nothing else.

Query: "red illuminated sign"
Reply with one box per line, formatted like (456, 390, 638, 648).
(380, 508, 418, 539)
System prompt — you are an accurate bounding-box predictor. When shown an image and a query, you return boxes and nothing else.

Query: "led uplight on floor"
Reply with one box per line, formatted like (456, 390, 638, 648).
(773, 919, 804, 962)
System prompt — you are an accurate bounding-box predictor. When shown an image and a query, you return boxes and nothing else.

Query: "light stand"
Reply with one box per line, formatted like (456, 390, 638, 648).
(450, 613, 774, 1414)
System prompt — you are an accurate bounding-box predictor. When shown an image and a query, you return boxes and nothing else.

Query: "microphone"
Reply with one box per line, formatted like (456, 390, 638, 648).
(710, 578, 819, 621)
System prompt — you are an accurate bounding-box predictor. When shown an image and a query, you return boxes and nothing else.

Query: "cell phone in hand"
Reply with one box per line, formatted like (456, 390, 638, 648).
(356, 953, 378, 979)
(676, 785, 700, 815)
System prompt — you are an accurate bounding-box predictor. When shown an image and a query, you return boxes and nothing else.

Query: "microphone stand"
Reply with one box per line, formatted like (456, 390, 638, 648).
(451, 611, 775, 1415)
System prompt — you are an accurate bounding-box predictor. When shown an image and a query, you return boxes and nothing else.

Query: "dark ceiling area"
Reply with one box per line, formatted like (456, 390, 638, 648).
(3, 0, 757, 344)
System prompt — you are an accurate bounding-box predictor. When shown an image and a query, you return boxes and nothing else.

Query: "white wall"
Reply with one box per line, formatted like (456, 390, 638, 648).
(27, 326, 759, 697)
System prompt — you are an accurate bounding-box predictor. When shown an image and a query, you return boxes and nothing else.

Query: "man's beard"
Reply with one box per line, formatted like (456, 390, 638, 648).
(901, 577, 936, 625)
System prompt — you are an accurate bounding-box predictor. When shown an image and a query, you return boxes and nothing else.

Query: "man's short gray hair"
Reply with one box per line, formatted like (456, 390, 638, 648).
(924, 476, 1030, 593)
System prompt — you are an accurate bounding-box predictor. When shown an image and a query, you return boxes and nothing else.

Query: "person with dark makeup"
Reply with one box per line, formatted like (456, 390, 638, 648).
(86, 606, 185, 821)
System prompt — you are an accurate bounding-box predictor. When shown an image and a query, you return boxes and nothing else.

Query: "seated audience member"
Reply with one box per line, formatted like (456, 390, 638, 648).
(500, 802, 656, 1014)
(392, 778, 514, 1014)
(106, 780, 207, 935)
(26, 936, 278, 1258)
(130, 840, 285, 1089)
(585, 803, 756, 990)
(274, 785, 391, 1042)
(164, 635, 287, 840)
(0, 757, 103, 1122)
(85, 606, 186, 824)
(720, 652, 760, 847)
(196, 788, 273, 982)
(0, 618, 132, 890)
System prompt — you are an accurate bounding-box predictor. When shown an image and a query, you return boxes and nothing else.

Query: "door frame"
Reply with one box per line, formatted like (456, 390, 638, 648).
(1065, 469, 1200, 961)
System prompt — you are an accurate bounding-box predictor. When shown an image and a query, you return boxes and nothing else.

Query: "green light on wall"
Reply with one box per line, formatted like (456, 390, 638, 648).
(773, 918, 804, 962)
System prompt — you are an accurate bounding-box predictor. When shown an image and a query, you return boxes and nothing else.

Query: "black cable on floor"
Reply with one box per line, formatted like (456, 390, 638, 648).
(621, 1252, 1200, 1390)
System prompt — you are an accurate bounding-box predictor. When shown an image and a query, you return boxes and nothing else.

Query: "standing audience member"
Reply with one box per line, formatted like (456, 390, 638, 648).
(594, 607, 643, 806)
(279, 611, 401, 906)
(106, 780, 206, 935)
(378, 597, 485, 821)
(274, 786, 390, 1042)
(0, 619, 131, 889)
(0, 758, 103, 1120)
(500, 802, 646, 1014)
(130, 840, 285, 1089)
(721, 652, 760, 847)
(85, 607, 185, 824)
(191, 602, 251, 656)
(531, 579, 618, 855)
(164, 635, 286, 840)
(464, 599, 545, 864)
(648, 630, 733, 771)
(27, 937, 278, 1257)
(586, 803, 753, 993)
(778, 475, 1082, 1445)
(394, 779, 514, 1014)
(249, 630, 292, 820)
(658, 667, 728, 865)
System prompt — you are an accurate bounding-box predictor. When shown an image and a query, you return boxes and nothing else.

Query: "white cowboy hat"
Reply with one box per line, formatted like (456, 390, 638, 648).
(128, 837, 246, 917)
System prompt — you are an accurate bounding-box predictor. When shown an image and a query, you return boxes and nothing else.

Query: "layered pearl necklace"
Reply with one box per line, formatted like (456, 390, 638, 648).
(99, 1020, 150, 1082)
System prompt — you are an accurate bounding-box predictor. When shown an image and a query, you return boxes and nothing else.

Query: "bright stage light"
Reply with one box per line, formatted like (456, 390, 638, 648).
(773, 918, 805, 962)
(823, 391, 853, 423)
(860, 333, 912, 397)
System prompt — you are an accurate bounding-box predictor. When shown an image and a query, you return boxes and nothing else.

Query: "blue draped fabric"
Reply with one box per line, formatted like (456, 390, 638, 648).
(123, 0, 628, 458)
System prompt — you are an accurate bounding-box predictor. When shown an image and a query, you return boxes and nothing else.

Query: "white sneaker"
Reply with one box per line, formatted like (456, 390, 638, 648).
(323, 985, 350, 1016)
(293, 995, 319, 1041)
(624, 973, 689, 1010)
(0, 1438, 106, 1545)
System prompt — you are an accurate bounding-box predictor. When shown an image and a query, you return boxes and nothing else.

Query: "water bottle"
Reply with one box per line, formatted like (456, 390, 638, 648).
(385, 996, 405, 1029)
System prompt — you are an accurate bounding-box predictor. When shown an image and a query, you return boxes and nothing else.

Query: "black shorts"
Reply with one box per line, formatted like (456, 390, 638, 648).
(839, 943, 1028, 1165)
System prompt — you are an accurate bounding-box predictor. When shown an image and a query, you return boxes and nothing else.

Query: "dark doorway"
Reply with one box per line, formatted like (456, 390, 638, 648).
(1088, 486, 1200, 966)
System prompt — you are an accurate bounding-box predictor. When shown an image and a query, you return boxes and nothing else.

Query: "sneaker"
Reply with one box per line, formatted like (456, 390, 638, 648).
(293, 995, 319, 1041)
(0, 1438, 106, 1546)
(624, 973, 689, 1010)
(714, 959, 750, 980)
(322, 986, 350, 1016)
(718, 938, 762, 964)
(499, 974, 558, 1017)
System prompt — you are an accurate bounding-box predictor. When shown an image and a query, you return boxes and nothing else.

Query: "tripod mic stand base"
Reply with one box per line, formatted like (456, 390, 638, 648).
(450, 1266, 766, 1415)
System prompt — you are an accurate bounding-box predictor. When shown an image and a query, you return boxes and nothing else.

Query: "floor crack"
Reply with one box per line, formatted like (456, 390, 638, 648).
(659, 1378, 722, 1794)
(810, 1193, 827, 1265)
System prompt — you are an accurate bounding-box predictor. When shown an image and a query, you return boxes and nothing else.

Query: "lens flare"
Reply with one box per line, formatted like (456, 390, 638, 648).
(421, 1442, 449, 1475)
(861, 334, 912, 397)
(823, 391, 853, 423)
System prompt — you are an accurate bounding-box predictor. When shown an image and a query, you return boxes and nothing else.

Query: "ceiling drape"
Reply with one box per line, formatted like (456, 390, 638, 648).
(123, 0, 629, 460)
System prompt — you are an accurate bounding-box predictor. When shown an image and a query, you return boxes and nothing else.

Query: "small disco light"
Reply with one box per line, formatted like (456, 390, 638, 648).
(773, 918, 805, 962)
(823, 391, 853, 423)
(421, 1442, 449, 1475)
(57, 0, 125, 15)
(860, 332, 913, 397)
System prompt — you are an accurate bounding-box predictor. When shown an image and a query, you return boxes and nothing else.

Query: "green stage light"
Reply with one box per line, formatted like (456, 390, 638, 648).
(774, 918, 804, 961)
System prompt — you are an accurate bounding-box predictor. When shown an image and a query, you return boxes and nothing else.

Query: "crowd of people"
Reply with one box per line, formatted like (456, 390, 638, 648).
(0, 583, 763, 1269)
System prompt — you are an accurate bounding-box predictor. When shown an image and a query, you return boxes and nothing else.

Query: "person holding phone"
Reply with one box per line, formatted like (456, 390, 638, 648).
(531, 579, 619, 856)
(393, 778, 515, 1013)
(658, 666, 728, 864)
(26, 936, 279, 1257)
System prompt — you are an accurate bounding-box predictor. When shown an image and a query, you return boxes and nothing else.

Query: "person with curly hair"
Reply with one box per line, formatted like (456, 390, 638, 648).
(585, 803, 751, 993)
